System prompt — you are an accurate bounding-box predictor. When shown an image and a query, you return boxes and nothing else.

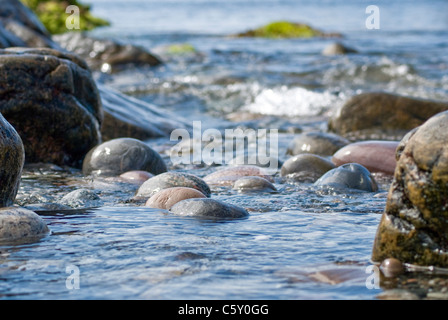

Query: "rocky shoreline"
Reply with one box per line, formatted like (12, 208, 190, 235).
(1, 0, 448, 299)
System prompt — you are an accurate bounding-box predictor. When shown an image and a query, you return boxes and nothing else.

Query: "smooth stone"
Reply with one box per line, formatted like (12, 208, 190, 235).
(371, 111, 448, 267)
(0, 207, 49, 242)
(328, 92, 448, 141)
(59, 189, 103, 209)
(322, 42, 357, 56)
(0, 113, 24, 207)
(0, 47, 102, 168)
(281, 154, 335, 183)
(286, 131, 349, 157)
(170, 198, 249, 218)
(380, 258, 405, 278)
(233, 176, 277, 192)
(119, 170, 153, 184)
(135, 172, 211, 199)
(203, 165, 274, 186)
(229, 153, 282, 169)
(314, 163, 378, 192)
(82, 138, 167, 177)
(145, 187, 206, 210)
(332, 140, 399, 175)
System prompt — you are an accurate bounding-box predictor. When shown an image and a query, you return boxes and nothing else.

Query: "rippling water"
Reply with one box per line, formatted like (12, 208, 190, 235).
(1, 0, 448, 300)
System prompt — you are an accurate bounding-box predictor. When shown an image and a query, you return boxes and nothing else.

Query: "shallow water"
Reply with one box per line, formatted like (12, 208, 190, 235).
(2, 0, 448, 300)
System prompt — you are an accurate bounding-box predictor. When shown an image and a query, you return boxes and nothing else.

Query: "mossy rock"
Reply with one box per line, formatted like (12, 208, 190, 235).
(20, 0, 110, 34)
(236, 21, 340, 39)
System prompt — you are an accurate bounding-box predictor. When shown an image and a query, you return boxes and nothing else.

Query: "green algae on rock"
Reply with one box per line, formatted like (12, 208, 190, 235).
(236, 21, 341, 39)
(21, 0, 110, 35)
(371, 111, 448, 267)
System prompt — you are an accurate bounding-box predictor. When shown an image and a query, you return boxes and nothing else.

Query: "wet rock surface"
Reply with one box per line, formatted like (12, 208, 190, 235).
(59, 188, 103, 209)
(371, 111, 448, 267)
(281, 154, 336, 183)
(0, 207, 49, 242)
(145, 187, 206, 210)
(286, 131, 349, 157)
(170, 198, 249, 218)
(233, 176, 277, 192)
(315, 163, 378, 192)
(82, 138, 167, 177)
(329, 92, 448, 141)
(204, 165, 274, 186)
(0, 47, 102, 168)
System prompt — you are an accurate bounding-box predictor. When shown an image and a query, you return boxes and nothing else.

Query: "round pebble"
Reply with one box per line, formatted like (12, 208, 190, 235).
(286, 131, 349, 157)
(332, 140, 399, 175)
(59, 189, 103, 208)
(170, 198, 249, 218)
(314, 163, 378, 192)
(135, 172, 211, 199)
(0, 207, 49, 242)
(380, 258, 405, 278)
(281, 154, 335, 183)
(119, 170, 153, 184)
(204, 165, 274, 186)
(233, 176, 277, 192)
(145, 187, 206, 210)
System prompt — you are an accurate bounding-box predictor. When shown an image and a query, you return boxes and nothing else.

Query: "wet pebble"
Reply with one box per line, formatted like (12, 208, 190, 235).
(332, 140, 399, 175)
(119, 170, 154, 184)
(145, 187, 206, 210)
(314, 163, 378, 192)
(0, 207, 49, 242)
(203, 165, 274, 186)
(322, 42, 358, 56)
(286, 131, 349, 157)
(135, 172, 211, 199)
(233, 176, 277, 193)
(170, 198, 249, 218)
(281, 154, 335, 183)
(59, 189, 103, 208)
(380, 258, 405, 278)
(82, 138, 167, 177)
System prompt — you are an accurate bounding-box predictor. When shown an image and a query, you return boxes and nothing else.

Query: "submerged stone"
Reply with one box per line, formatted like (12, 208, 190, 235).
(59, 189, 103, 209)
(170, 198, 249, 218)
(82, 138, 167, 177)
(136, 172, 211, 199)
(233, 176, 277, 192)
(314, 163, 378, 192)
(204, 165, 274, 186)
(145, 187, 206, 210)
(0, 207, 49, 242)
(371, 111, 448, 267)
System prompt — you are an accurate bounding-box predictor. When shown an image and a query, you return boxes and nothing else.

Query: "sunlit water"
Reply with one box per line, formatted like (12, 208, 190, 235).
(1, 0, 448, 300)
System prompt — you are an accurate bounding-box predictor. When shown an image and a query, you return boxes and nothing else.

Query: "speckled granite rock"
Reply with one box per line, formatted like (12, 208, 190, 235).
(0, 207, 49, 242)
(170, 198, 249, 218)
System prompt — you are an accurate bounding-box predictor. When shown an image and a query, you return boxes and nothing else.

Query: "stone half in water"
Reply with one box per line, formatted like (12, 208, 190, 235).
(0, 207, 49, 243)
(145, 187, 206, 210)
(314, 163, 378, 192)
(169, 198, 249, 219)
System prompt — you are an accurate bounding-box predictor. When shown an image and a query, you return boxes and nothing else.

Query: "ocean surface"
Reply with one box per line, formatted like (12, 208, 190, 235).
(1, 0, 448, 300)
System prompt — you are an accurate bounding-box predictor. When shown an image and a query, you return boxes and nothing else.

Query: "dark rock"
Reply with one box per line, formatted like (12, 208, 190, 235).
(233, 176, 277, 192)
(332, 140, 399, 175)
(322, 42, 357, 56)
(0, 112, 24, 207)
(145, 187, 206, 210)
(98, 84, 188, 141)
(0, 207, 49, 242)
(314, 163, 378, 192)
(281, 154, 335, 183)
(329, 92, 448, 141)
(53, 32, 162, 73)
(286, 131, 349, 157)
(0, 47, 102, 168)
(371, 111, 448, 267)
(82, 138, 167, 177)
(170, 198, 249, 219)
(135, 172, 211, 199)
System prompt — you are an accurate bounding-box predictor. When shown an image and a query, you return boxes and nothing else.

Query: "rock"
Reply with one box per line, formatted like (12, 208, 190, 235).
(136, 172, 211, 199)
(145, 187, 206, 210)
(322, 42, 357, 56)
(229, 153, 282, 169)
(204, 165, 274, 186)
(0, 47, 102, 168)
(59, 188, 103, 209)
(314, 163, 378, 192)
(170, 198, 249, 219)
(380, 258, 405, 278)
(329, 92, 448, 141)
(371, 111, 448, 267)
(0, 112, 24, 207)
(82, 138, 167, 177)
(332, 140, 399, 175)
(0, 207, 49, 242)
(53, 32, 162, 73)
(236, 21, 341, 38)
(233, 176, 277, 192)
(286, 131, 349, 157)
(0, 0, 59, 49)
(281, 154, 335, 183)
(98, 84, 188, 141)
(119, 170, 153, 184)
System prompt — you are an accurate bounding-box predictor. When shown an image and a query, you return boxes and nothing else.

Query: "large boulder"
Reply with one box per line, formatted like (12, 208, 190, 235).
(0, 0, 59, 49)
(53, 32, 162, 73)
(329, 92, 448, 141)
(0, 47, 102, 167)
(371, 111, 448, 267)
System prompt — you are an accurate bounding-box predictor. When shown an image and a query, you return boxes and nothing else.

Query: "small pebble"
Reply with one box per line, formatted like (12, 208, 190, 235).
(233, 176, 277, 192)
(170, 198, 249, 218)
(145, 187, 206, 210)
(380, 258, 405, 277)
